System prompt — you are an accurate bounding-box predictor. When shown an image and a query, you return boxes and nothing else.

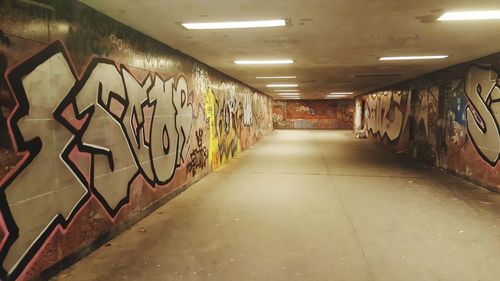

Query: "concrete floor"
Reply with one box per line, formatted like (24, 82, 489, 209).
(53, 130, 500, 281)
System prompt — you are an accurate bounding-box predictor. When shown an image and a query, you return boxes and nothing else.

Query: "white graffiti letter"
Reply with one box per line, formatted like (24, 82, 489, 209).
(2, 51, 88, 275)
(465, 65, 500, 165)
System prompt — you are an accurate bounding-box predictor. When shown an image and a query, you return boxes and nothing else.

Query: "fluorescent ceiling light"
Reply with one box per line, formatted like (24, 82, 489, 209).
(379, 55, 448, 61)
(182, 19, 286, 30)
(437, 11, 500, 21)
(256, 76, 296, 79)
(267, 84, 298, 88)
(325, 95, 348, 98)
(274, 89, 299, 92)
(235, 59, 294, 65)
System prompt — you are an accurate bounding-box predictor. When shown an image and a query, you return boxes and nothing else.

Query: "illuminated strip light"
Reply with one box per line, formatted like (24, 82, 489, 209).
(182, 19, 286, 30)
(437, 11, 500, 21)
(266, 84, 298, 87)
(379, 55, 448, 61)
(325, 95, 348, 99)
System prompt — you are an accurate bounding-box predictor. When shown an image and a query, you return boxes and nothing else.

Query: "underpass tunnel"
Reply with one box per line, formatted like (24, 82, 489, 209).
(0, 1, 498, 280)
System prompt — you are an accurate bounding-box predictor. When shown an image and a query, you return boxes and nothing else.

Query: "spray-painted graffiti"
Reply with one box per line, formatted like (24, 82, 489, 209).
(410, 86, 441, 163)
(0, 41, 192, 280)
(272, 100, 287, 128)
(366, 90, 411, 141)
(464, 65, 500, 165)
(446, 80, 468, 146)
(252, 94, 272, 141)
(414, 87, 439, 137)
(187, 129, 208, 177)
(449, 82, 467, 127)
(337, 102, 354, 124)
(356, 64, 500, 190)
(211, 82, 241, 168)
(296, 105, 315, 115)
(272, 100, 353, 129)
(109, 33, 137, 57)
(354, 99, 363, 132)
(193, 63, 210, 95)
(242, 93, 253, 127)
(0, 1, 274, 279)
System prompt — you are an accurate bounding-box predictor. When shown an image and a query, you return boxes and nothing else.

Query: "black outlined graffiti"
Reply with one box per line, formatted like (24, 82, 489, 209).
(0, 42, 91, 280)
(214, 83, 240, 161)
(366, 90, 411, 141)
(464, 65, 500, 165)
(0, 40, 192, 280)
(187, 129, 208, 177)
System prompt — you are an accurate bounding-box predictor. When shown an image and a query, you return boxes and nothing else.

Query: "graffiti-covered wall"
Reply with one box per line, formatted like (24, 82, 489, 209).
(0, 1, 272, 280)
(272, 100, 354, 129)
(355, 57, 500, 192)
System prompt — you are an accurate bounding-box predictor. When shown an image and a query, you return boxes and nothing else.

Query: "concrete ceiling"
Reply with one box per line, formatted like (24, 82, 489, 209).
(80, 0, 500, 100)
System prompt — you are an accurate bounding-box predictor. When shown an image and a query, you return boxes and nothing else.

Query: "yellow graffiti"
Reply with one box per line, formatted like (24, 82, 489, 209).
(204, 89, 219, 169)
(204, 87, 244, 170)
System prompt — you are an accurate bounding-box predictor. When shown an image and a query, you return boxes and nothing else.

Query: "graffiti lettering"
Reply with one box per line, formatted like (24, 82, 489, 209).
(272, 100, 286, 129)
(296, 105, 315, 115)
(109, 33, 137, 56)
(464, 65, 500, 165)
(252, 94, 271, 141)
(213, 82, 240, 166)
(192, 63, 210, 95)
(243, 93, 253, 127)
(366, 90, 411, 141)
(0, 45, 90, 279)
(144, 52, 180, 71)
(0, 41, 192, 280)
(354, 99, 362, 132)
(187, 129, 208, 176)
